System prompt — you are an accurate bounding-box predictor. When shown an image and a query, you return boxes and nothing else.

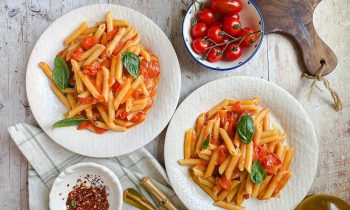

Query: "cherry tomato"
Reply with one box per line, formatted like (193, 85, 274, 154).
(223, 17, 241, 36)
(207, 47, 223, 62)
(83, 61, 101, 75)
(237, 27, 258, 47)
(191, 23, 208, 39)
(78, 96, 94, 104)
(211, 0, 243, 15)
(254, 144, 282, 175)
(216, 145, 229, 164)
(81, 36, 97, 50)
(148, 61, 160, 78)
(77, 121, 92, 130)
(221, 13, 240, 22)
(71, 47, 84, 61)
(197, 8, 215, 25)
(192, 38, 210, 55)
(210, 20, 222, 28)
(218, 176, 232, 191)
(223, 43, 242, 61)
(207, 26, 225, 43)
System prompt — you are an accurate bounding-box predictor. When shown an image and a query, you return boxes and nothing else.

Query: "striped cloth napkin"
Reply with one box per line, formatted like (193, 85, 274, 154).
(8, 123, 185, 210)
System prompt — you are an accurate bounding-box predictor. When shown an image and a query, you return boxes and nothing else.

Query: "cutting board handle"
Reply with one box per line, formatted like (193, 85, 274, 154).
(256, 0, 338, 76)
(288, 20, 338, 76)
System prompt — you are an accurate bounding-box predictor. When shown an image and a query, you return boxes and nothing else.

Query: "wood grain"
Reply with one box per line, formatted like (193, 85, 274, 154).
(0, 0, 349, 209)
(256, 0, 338, 76)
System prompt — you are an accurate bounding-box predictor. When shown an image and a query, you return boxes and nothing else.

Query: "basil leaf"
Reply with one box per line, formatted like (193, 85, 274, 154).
(202, 136, 210, 149)
(122, 52, 140, 79)
(237, 114, 255, 144)
(53, 55, 69, 90)
(53, 118, 87, 128)
(250, 161, 267, 184)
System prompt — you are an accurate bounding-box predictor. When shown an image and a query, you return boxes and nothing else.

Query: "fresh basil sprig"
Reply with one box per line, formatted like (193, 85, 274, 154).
(122, 52, 140, 79)
(250, 161, 267, 184)
(202, 136, 210, 149)
(53, 55, 69, 90)
(53, 118, 87, 128)
(237, 114, 255, 144)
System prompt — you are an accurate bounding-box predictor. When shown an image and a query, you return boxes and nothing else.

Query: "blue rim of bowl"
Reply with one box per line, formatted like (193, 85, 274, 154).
(182, 0, 265, 71)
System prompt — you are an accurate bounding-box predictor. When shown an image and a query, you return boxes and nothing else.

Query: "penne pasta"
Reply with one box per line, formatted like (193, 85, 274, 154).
(51, 83, 71, 109)
(39, 62, 53, 80)
(79, 71, 100, 98)
(102, 67, 109, 102)
(64, 21, 88, 45)
(83, 44, 106, 66)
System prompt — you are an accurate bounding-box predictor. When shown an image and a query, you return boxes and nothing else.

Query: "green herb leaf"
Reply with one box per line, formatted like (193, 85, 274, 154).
(122, 52, 140, 79)
(191, 17, 197, 27)
(237, 114, 255, 144)
(52, 55, 69, 90)
(53, 118, 87, 128)
(202, 136, 210, 149)
(250, 161, 267, 184)
(71, 201, 77, 207)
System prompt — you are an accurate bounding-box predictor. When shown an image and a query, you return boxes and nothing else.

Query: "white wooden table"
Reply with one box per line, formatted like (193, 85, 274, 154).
(1, 0, 349, 209)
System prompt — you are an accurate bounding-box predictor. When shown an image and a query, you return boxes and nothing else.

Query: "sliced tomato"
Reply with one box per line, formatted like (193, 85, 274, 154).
(78, 96, 94, 104)
(83, 61, 101, 75)
(81, 36, 97, 50)
(77, 121, 92, 130)
(218, 176, 232, 191)
(254, 144, 282, 175)
(71, 47, 84, 60)
(216, 145, 229, 164)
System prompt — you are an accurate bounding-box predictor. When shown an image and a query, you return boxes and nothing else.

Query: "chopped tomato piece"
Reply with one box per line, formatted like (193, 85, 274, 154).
(100, 59, 111, 69)
(119, 110, 128, 120)
(218, 176, 232, 191)
(78, 96, 94, 104)
(148, 60, 160, 78)
(81, 36, 97, 50)
(216, 145, 229, 164)
(111, 82, 123, 92)
(107, 28, 118, 41)
(83, 61, 101, 75)
(92, 124, 107, 134)
(77, 121, 92, 130)
(71, 47, 84, 60)
(131, 111, 145, 122)
(254, 144, 282, 175)
(231, 102, 242, 112)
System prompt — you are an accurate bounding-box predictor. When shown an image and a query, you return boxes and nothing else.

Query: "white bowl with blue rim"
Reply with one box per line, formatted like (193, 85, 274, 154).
(182, 0, 264, 71)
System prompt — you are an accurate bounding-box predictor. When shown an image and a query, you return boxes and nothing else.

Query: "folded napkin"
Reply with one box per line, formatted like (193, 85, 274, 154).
(8, 123, 185, 210)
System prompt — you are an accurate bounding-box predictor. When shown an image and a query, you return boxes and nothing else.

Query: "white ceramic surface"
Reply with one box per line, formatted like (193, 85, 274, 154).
(26, 4, 181, 157)
(49, 162, 122, 210)
(164, 76, 318, 210)
(182, 0, 264, 71)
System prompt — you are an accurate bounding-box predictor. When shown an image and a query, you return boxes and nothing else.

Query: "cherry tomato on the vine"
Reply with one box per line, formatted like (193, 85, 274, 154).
(209, 20, 222, 28)
(207, 47, 223, 62)
(207, 26, 225, 43)
(197, 8, 215, 25)
(191, 23, 208, 39)
(221, 13, 240, 22)
(237, 27, 258, 47)
(223, 17, 241, 36)
(192, 38, 210, 55)
(223, 43, 242, 61)
(211, 0, 243, 15)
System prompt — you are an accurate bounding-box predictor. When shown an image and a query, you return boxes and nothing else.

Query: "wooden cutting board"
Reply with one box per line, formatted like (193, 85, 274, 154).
(255, 0, 337, 76)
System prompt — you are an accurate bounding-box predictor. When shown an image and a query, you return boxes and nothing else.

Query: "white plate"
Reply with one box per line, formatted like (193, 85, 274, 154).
(49, 162, 122, 210)
(26, 4, 181, 157)
(182, 0, 264, 71)
(164, 76, 318, 210)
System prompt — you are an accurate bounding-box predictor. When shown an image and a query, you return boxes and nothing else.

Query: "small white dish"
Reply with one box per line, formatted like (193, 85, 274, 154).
(26, 4, 181, 157)
(182, 0, 264, 71)
(49, 162, 123, 210)
(164, 76, 318, 210)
